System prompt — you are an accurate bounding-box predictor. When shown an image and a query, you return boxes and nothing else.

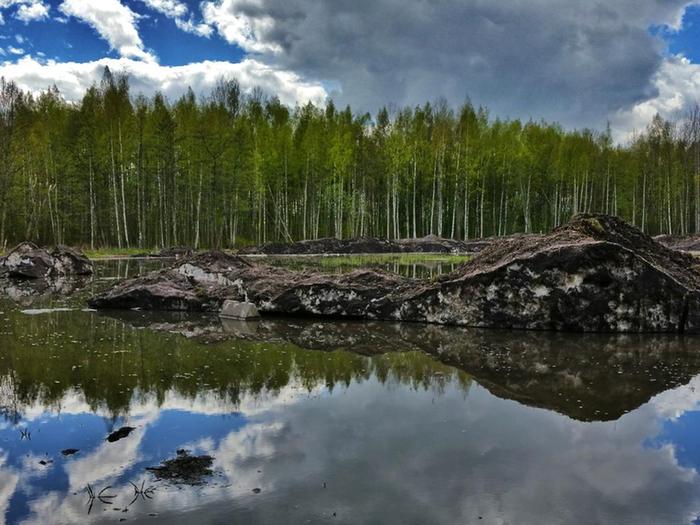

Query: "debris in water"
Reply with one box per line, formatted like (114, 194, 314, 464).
(21, 308, 74, 315)
(145, 449, 214, 483)
(107, 426, 135, 442)
(85, 484, 116, 514)
(128, 480, 156, 506)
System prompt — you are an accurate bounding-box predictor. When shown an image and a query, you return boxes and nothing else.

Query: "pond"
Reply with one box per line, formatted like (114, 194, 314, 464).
(2, 260, 700, 524)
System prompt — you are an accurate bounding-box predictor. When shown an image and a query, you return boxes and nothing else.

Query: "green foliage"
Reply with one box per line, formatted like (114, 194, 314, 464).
(1, 72, 698, 250)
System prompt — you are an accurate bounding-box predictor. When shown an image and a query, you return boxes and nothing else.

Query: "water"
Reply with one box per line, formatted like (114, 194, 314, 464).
(2, 261, 700, 524)
(258, 254, 467, 278)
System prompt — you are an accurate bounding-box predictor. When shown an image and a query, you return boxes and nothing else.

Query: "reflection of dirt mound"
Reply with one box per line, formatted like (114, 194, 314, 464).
(101, 311, 700, 423)
(106, 426, 135, 442)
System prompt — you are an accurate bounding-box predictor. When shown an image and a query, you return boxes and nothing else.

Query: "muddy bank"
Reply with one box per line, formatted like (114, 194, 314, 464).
(239, 235, 510, 255)
(654, 234, 700, 253)
(89, 214, 700, 333)
(129, 246, 195, 259)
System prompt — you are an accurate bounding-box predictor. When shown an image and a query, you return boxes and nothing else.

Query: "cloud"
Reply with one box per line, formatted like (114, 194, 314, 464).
(175, 16, 214, 37)
(139, 0, 214, 38)
(58, 0, 155, 62)
(0, 0, 49, 23)
(139, 0, 188, 19)
(0, 55, 328, 107)
(7, 46, 23, 55)
(197, 0, 698, 135)
(15, 0, 48, 22)
(611, 54, 700, 143)
(202, 0, 283, 53)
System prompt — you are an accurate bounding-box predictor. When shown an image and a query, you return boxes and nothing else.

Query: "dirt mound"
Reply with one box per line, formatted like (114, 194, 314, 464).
(89, 214, 700, 333)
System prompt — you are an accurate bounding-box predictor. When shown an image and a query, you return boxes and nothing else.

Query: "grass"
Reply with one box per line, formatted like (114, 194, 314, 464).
(263, 253, 472, 268)
(82, 247, 155, 259)
(1, 246, 472, 266)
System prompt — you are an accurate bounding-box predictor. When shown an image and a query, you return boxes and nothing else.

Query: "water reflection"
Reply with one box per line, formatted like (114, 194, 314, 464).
(262, 255, 463, 278)
(2, 263, 700, 523)
(98, 311, 700, 422)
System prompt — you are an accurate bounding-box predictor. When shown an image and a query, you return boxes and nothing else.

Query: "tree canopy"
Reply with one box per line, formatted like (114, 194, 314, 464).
(0, 69, 697, 249)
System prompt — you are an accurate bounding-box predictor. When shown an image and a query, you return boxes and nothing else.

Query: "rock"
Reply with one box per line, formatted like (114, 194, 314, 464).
(220, 300, 260, 320)
(1, 242, 92, 279)
(4, 242, 56, 278)
(51, 245, 93, 275)
(89, 214, 700, 333)
(88, 252, 251, 311)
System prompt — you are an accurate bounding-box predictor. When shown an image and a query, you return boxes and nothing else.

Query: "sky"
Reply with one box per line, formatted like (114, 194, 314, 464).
(2, 1, 700, 142)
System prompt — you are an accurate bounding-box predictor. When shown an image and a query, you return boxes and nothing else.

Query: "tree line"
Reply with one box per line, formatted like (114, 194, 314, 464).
(1, 68, 699, 249)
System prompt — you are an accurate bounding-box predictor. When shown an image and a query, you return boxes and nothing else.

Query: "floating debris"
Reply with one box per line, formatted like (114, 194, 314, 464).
(20, 308, 75, 315)
(146, 449, 214, 483)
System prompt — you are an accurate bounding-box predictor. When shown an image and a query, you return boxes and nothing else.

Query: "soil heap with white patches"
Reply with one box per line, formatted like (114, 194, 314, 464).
(88, 214, 700, 333)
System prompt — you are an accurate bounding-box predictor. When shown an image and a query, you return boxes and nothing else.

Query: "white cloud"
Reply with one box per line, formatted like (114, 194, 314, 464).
(0, 55, 328, 107)
(202, 0, 282, 53)
(58, 0, 155, 62)
(175, 16, 214, 37)
(611, 55, 700, 143)
(139, 0, 188, 19)
(15, 0, 48, 22)
(7, 46, 23, 55)
(139, 0, 213, 38)
(196, 0, 700, 134)
(0, 0, 49, 23)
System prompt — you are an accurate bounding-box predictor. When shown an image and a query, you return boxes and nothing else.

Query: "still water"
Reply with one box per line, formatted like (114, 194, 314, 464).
(2, 260, 700, 524)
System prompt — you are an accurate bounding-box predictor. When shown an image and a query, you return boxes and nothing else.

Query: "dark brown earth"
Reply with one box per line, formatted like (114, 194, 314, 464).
(88, 214, 700, 333)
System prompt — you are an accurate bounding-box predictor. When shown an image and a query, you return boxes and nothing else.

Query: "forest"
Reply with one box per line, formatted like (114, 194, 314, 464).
(0, 68, 698, 249)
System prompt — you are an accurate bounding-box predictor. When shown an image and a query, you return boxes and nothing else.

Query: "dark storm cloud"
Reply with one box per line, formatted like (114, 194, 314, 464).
(203, 0, 694, 129)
